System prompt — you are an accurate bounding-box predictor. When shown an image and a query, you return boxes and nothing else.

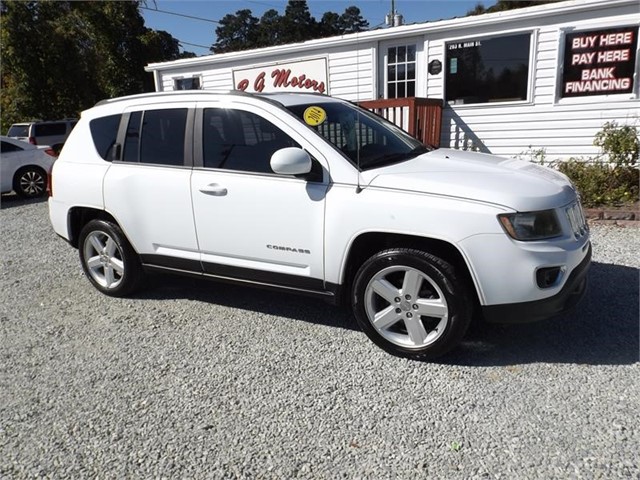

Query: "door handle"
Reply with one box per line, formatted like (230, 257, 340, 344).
(199, 183, 228, 196)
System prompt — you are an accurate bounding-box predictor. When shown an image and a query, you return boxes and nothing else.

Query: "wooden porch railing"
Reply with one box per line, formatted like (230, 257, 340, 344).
(358, 97, 443, 147)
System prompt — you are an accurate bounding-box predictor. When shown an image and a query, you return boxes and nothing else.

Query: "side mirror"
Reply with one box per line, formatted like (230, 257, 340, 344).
(270, 147, 312, 176)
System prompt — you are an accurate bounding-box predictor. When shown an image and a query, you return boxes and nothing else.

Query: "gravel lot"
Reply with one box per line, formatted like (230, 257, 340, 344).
(1, 196, 638, 479)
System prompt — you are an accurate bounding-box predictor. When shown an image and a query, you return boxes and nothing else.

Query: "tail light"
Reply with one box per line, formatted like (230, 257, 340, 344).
(44, 147, 57, 157)
(29, 136, 37, 145)
(48, 167, 53, 197)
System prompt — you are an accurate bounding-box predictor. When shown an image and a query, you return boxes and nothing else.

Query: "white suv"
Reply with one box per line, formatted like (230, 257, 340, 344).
(49, 91, 591, 359)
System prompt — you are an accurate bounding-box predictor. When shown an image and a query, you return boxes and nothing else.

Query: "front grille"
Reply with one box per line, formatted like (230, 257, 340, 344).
(565, 200, 588, 239)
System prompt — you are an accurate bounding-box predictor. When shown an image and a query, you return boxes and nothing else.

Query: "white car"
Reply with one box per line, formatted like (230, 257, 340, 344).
(1, 136, 57, 198)
(48, 91, 590, 360)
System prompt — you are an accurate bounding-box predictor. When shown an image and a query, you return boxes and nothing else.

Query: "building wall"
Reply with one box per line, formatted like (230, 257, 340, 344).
(424, 3, 639, 160)
(149, 0, 639, 161)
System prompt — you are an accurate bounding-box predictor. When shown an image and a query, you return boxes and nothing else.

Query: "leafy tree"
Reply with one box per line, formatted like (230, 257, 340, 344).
(210, 2, 370, 52)
(0, 0, 187, 132)
(211, 9, 259, 53)
(280, 0, 317, 45)
(318, 11, 341, 38)
(255, 9, 282, 48)
(339, 6, 369, 34)
(467, 0, 562, 16)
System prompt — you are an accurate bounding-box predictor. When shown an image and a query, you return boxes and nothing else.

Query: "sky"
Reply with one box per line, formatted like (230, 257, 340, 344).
(140, 0, 483, 56)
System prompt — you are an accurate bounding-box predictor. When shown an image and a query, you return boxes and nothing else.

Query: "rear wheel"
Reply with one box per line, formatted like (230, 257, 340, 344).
(14, 167, 47, 198)
(352, 248, 472, 360)
(78, 220, 144, 297)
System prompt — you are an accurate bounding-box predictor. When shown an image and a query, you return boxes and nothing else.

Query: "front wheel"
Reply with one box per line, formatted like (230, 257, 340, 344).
(352, 249, 472, 360)
(78, 220, 144, 297)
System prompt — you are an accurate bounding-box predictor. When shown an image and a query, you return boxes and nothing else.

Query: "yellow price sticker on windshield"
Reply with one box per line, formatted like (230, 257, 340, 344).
(303, 106, 327, 126)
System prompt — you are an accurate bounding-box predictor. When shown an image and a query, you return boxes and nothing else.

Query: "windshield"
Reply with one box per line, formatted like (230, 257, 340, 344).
(286, 101, 432, 170)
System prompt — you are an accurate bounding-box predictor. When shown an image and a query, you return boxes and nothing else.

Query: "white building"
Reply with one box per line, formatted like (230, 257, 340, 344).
(145, 0, 639, 160)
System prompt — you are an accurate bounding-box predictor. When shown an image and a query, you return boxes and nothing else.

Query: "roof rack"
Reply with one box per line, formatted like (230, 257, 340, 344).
(94, 89, 257, 107)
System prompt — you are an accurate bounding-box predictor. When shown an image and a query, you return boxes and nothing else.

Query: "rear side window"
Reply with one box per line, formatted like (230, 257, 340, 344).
(122, 109, 187, 166)
(89, 114, 121, 160)
(1, 141, 24, 153)
(34, 123, 66, 136)
(7, 125, 29, 137)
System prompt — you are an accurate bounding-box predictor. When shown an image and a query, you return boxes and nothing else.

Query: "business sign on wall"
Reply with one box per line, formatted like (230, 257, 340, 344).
(562, 26, 638, 97)
(232, 58, 329, 94)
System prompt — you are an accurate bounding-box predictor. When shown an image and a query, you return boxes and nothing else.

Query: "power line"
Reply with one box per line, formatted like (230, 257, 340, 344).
(178, 40, 211, 50)
(139, 6, 220, 24)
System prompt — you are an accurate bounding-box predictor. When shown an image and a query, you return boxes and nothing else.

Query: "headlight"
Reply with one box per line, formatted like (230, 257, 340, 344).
(498, 210, 562, 241)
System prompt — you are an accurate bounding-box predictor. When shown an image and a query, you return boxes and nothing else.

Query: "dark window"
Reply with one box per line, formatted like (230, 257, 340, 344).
(1, 141, 24, 153)
(387, 44, 416, 99)
(123, 112, 142, 163)
(90, 114, 121, 160)
(445, 33, 531, 104)
(34, 123, 67, 136)
(7, 125, 29, 137)
(122, 109, 188, 166)
(174, 77, 200, 90)
(202, 109, 299, 173)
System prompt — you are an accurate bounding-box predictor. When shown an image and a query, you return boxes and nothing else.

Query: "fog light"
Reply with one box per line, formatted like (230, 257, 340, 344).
(536, 266, 564, 288)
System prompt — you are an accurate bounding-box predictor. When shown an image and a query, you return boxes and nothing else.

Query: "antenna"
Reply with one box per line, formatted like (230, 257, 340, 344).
(355, 31, 363, 194)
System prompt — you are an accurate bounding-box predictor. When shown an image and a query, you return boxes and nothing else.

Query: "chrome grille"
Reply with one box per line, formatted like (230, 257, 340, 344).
(566, 200, 588, 239)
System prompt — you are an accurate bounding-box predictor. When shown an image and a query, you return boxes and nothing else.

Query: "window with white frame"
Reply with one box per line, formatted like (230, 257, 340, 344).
(174, 76, 201, 90)
(445, 33, 532, 105)
(386, 44, 416, 98)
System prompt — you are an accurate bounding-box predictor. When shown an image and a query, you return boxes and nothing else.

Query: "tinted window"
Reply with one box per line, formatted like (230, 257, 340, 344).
(1, 141, 24, 153)
(140, 109, 187, 166)
(445, 33, 531, 104)
(90, 114, 121, 160)
(203, 109, 299, 173)
(7, 125, 29, 137)
(123, 111, 142, 163)
(34, 123, 67, 136)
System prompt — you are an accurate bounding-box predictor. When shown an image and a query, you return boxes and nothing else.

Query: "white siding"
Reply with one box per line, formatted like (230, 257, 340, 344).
(150, 0, 639, 161)
(428, 4, 639, 160)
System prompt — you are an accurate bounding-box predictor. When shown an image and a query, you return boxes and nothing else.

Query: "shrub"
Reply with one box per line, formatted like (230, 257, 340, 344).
(556, 159, 638, 207)
(523, 122, 639, 207)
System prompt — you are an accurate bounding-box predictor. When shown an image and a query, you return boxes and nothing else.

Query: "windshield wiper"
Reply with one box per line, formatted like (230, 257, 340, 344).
(362, 145, 430, 169)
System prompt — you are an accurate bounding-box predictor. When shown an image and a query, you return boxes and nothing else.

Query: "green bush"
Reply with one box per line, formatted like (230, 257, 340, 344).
(556, 160, 638, 207)
(524, 122, 639, 207)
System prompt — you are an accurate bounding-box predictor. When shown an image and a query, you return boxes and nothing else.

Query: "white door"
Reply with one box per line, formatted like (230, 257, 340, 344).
(103, 105, 200, 267)
(190, 104, 329, 292)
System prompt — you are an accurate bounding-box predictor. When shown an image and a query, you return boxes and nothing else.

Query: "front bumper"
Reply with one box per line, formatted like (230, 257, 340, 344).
(482, 242, 591, 323)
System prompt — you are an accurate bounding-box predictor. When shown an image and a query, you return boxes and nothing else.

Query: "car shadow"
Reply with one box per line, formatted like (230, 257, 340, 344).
(139, 273, 356, 331)
(137, 261, 638, 366)
(440, 262, 639, 366)
(0, 194, 47, 209)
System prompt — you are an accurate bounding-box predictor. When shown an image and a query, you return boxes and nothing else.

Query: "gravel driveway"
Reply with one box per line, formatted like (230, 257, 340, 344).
(1, 197, 638, 479)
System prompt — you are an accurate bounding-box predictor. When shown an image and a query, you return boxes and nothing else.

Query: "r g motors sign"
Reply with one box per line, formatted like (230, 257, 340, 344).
(562, 26, 638, 98)
(232, 58, 329, 94)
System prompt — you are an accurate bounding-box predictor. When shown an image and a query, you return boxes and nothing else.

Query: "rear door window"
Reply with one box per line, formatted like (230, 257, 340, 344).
(122, 109, 188, 166)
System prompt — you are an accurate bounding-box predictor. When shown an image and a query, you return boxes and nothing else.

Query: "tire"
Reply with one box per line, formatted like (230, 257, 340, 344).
(78, 219, 144, 297)
(352, 248, 473, 360)
(13, 167, 47, 198)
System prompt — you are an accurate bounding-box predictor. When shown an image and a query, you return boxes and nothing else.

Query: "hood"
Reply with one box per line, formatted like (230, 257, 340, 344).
(362, 148, 576, 211)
